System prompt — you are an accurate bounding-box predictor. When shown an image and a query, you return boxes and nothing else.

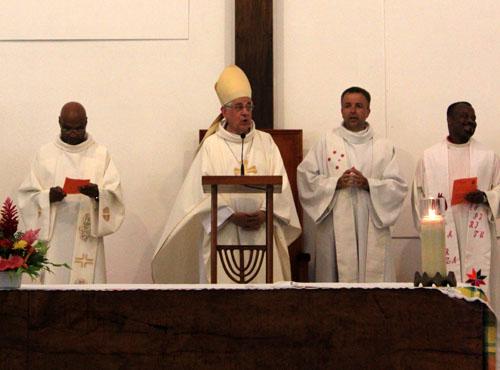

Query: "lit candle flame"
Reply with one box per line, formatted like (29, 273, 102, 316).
(424, 208, 443, 221)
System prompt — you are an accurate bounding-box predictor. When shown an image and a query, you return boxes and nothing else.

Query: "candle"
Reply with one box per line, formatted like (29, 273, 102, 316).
(420, 209, 446, 277)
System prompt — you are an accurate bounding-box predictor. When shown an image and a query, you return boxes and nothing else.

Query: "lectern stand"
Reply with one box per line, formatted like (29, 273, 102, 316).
(202, 176, 282, 284)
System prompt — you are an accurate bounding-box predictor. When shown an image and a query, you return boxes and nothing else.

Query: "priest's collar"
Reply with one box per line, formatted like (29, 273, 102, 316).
(55, 134, 95, 152)
(337, 122, 373, 144)
(217, 119, 256, 143)
(446, 136, 471, 148)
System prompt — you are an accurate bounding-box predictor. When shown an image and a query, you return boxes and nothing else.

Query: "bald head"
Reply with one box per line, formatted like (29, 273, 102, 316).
(59, 102, 88, 145)
(60, 101, 86, 118)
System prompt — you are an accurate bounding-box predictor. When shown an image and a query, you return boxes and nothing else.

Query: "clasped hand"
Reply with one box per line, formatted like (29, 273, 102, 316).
(49, 186, 66, 203)
(229, 210, 266, 230)
(49, 183, 99, 203)
(79, 183, 99, 199)
(465, 190, 487, 204)
(336, 167, 369, 191)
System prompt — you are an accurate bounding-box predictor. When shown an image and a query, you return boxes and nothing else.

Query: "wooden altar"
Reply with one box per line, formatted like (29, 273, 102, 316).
(0, 284, 494, 369)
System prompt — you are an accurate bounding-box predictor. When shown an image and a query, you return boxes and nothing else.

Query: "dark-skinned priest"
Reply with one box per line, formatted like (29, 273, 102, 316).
(412, 101, 500, 362)
(152, 65, 301, 283)
(17, 102, 125, 284)
(412, 101, 500, 305)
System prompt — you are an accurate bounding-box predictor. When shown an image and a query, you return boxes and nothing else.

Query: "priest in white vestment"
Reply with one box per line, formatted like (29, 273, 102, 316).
(17, 102, 125, 284)
(297, 87, 407, 283)
(412, 101, 500, 309)
(152, 65, 301, 284)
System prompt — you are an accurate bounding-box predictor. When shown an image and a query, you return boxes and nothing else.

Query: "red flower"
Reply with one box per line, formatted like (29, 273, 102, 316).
(466, 268, 487, 287)
(0, 197, 19, 239)
(0, 255, 24, 271)
(0, 239, 13, 248)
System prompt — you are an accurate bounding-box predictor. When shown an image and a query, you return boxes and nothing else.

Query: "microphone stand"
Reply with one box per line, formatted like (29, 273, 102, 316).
(240, 133, 246, 176)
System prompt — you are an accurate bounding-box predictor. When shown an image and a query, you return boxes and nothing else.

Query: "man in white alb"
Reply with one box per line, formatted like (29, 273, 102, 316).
(152, 65, 301, 283)
(412, 101, 500, 304)
(297, 87, 407, 282)
(18, 102, 125, 284)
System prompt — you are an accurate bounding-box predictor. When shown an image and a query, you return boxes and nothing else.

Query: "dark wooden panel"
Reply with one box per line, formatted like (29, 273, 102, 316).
(261, 129, 306, 281)
(0, 290, 29, 370)
(0, 288, 489, 369)
(235, 0, 273, 129)
(261, 129, 302, 221)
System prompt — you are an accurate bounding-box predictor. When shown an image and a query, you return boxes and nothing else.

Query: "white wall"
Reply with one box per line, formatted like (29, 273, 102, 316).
(1, 1, 498, 283)
(0, 0, 232, 283)
(276, 0, 500, 281)
(0, 0, 189, 40)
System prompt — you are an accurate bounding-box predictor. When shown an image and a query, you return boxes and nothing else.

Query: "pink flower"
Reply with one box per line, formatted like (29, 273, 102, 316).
(0, 255, 24, 271)
(10, 256, 24, 269)
(21, 229, 40, 245)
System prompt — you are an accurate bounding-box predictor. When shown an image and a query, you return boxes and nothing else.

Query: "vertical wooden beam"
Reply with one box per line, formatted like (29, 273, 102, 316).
(235, 0, 273, 129)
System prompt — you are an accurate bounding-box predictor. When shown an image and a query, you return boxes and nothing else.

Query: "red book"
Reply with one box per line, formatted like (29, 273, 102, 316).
(451, 177, 477, 206)
(63, 177, 90, 194)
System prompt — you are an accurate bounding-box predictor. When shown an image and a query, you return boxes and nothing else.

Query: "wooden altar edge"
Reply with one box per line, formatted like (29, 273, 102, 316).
(11, 282, 496, 298)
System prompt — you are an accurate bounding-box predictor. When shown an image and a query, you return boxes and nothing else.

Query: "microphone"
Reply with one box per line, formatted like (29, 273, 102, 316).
(240, 133, 246, 176)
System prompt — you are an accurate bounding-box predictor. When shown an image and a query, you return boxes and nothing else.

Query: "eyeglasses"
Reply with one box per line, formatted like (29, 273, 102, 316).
(224, 102, 254, 112)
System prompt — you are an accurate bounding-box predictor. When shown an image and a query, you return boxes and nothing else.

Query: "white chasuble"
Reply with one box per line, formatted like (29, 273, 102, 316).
(297, 124, 407, 283)
(152, 122, 301, 284)
(17, 135, 125, 284)
(412, 139, 500, 298)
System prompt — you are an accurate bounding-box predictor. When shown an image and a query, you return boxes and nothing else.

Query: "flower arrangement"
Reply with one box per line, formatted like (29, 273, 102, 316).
(0, 197, 66, 280)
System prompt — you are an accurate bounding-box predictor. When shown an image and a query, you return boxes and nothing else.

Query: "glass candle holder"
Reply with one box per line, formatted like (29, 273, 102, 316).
(420, 197, 446, 276)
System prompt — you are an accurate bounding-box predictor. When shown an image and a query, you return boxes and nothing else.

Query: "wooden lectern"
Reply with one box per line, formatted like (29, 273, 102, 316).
(202, 175, 282, 284)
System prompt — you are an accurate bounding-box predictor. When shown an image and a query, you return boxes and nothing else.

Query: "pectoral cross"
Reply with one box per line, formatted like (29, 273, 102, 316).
(233, 160, 257, 175)
(74, 253, 94, 268)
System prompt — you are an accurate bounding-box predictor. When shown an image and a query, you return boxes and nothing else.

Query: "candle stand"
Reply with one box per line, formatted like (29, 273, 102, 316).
(414, 271, 456, 287)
